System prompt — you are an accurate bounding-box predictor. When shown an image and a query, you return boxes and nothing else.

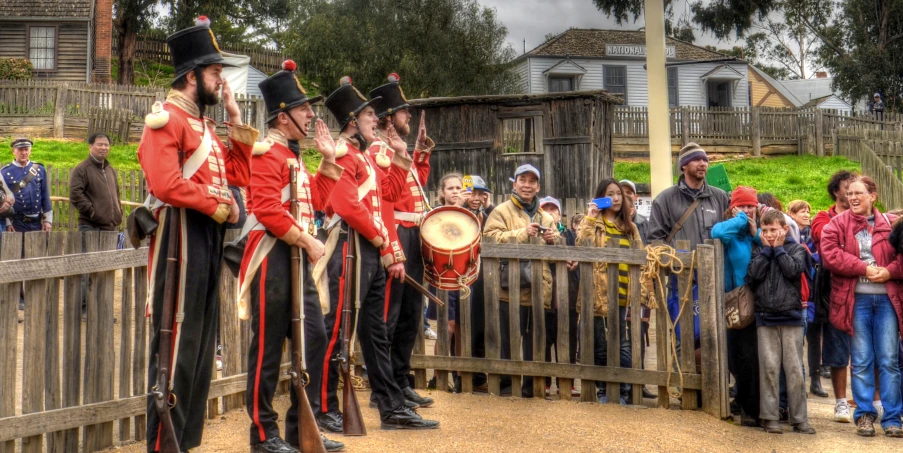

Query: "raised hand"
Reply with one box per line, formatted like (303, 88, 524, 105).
(386, 125, 408, 156)
(415, 111, 429, 150)
(222, 79, 242, 125)
(314, 119, 337, 162)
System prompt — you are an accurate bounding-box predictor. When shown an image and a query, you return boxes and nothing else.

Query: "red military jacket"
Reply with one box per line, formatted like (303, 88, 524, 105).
(366, 133, 433, 264)
(326, 134, 411, 266)
(138, 90, 257, 222)
(246, 128, 342, 242)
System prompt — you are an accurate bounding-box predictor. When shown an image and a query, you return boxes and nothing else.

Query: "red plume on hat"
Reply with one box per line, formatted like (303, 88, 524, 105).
(388, 73, 400, 83)
(195, 16, 211, 27)
(282, 59, 297, 72)
(340, 76, 353, 86)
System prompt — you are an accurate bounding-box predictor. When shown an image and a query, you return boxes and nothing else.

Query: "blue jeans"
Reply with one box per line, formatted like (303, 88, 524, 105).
(851, 294, 902, 428)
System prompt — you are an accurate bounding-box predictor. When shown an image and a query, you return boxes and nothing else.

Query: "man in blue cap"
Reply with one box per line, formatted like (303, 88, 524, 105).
(484, 163, 559, 396)
(3, 137, 51, 233)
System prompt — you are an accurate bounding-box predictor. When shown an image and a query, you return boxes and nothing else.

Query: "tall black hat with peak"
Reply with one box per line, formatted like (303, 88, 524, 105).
(369, 73, 411, 118)
(167, 16, 234, 81)
(258, 60, 323, 122)
(325, 76, 382, 130)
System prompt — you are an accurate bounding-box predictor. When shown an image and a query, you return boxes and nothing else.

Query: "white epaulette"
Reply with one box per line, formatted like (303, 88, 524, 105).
(144, 101, 170, 129)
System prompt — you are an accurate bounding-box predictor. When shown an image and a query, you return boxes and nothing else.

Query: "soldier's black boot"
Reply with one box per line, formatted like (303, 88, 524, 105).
(402, 387, 434, 408)
(380, 406, 440, 430)
(251, 436, 298, 453)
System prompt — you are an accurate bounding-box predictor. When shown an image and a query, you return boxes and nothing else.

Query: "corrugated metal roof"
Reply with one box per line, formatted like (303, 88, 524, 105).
(780, 78, 836, 103)
(0, 0, 93, 18)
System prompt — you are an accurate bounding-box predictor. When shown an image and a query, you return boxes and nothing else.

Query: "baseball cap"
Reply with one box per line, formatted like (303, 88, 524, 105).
(509, 164, 541, 182)
(471, 175, 491, 193)
(619, 179, 637, 193)
(539, 196, 561, 212)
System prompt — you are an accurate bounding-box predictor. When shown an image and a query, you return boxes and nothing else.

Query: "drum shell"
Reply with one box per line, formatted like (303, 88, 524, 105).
(420, 206, 481, 291)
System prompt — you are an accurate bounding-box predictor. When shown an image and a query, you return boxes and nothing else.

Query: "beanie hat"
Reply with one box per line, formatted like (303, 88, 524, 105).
(678, 142, 708, 169)
(730, 186, 758, 210)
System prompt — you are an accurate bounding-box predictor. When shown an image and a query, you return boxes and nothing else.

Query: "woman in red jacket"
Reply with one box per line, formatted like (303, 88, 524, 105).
(821, 176, 903, 437)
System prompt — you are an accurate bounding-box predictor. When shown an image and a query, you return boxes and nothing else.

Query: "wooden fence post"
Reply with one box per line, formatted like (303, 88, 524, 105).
(605, 238, 621, 404)
(697, 243, 723, 418)
(751, 107, 761, 156)
(255, 99, 266, 134)
(578, 238, 596, 403)
(482, 236, 501, 396)
(680, 107, 690, 146)
(816, 109, 825, 156)
(22, 232, 50, 453)
(0, 233, 23, 453)
(53, 83, 69, 138)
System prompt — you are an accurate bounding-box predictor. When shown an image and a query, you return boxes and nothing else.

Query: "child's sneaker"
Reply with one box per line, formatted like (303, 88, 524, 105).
(835, 401, 853, 423)
(424, 327, 438, 340)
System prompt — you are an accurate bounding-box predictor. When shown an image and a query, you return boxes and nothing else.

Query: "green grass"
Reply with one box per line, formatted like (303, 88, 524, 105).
(0, 137, 322, 173)
(614, 155, 862, 212)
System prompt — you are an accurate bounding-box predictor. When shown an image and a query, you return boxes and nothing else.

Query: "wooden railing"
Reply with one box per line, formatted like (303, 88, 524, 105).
(411, 236, 729, 417)
(835, 128, 903, 211)
(0, 230, 259, 453)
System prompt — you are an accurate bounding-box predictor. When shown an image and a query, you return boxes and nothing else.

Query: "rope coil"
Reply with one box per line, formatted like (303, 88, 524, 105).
(638, 244, 696, 400)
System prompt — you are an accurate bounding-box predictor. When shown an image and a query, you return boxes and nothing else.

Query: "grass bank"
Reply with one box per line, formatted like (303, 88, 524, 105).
(614, 155, 862, 212)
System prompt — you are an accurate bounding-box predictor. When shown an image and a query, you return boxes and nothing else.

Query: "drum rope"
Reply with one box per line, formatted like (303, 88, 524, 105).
(638, 244, 696, 400)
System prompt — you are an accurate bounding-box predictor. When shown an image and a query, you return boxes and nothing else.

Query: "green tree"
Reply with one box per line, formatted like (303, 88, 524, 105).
(808, 0, 903, 111)
(113, 0, 158, 85)
(286, 0, 519, 97)
(590, 0, 700, 42)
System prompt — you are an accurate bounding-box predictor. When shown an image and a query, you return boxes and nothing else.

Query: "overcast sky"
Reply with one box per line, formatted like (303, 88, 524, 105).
(478, 0, 739, 56)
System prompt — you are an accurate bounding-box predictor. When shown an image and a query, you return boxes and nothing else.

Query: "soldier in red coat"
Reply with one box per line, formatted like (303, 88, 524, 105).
(238, 61, 345, 453)
(368, 73, 436, 408)
(138, 17, 258, 452)
(316, 76, 439, 431)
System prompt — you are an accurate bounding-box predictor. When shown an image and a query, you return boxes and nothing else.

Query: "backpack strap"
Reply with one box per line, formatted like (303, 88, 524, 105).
(665, 199, 701, 244)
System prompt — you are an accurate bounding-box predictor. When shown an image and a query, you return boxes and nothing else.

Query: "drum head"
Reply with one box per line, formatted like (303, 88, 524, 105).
(421, 207, 480, 250)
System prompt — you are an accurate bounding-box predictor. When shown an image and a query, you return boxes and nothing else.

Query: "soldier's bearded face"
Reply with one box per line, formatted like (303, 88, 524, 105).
(196, 65, 223, 106)
(392, 109, 411, 137)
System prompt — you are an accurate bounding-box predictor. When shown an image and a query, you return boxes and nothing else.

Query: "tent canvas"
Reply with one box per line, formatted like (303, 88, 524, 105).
(220, 51, 251, 95)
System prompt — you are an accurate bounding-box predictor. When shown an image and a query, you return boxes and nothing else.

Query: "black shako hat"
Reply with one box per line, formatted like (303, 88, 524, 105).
(258, 60, 323, 122)
(369, 73, 411, 119)
(167, 16, 234, 81)
(325, 76, 382, 131)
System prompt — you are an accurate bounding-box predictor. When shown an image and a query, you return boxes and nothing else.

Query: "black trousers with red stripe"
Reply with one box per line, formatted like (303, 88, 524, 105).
(321, 229, 406, 416)
(146, 208, 224, 452)
(245, 240, 327, 446)
(385, 225, 425, 390)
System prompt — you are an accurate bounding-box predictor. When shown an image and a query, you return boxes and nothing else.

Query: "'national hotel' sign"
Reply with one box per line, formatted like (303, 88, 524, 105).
(606, 44, 677, 58)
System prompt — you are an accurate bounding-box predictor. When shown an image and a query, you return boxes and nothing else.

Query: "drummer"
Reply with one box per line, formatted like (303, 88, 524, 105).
(426, 172, 471, 392)
(483, 164, 559, 397)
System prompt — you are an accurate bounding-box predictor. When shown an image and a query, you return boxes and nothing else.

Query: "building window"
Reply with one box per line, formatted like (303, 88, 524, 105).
(667, 67, 679, 106)
(604, 65, 627, 102)
(28, 26, 57, 71)
(502, 118, 535, 154)
(548, 76, 575, 93)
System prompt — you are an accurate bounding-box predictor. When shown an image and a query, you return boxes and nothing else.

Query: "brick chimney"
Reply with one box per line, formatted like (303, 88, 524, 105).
(92, 0, 113, 83)
(815, 71, 828, 79)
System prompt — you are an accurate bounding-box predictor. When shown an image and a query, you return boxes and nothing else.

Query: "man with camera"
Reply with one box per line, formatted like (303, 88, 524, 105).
(483, 164, 559, 397)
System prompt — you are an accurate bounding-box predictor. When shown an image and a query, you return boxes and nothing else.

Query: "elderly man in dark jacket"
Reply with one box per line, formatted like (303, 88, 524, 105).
(70, 133, 122, 231)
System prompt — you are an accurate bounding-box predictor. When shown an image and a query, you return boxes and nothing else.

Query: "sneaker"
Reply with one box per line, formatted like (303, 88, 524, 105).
(763, 420, 783, 434)
(857, 414, 876, 437)
(571, 386, 581, 397)
(424, 327, 438, 340)
(793, 422, 816, 434)
(885, 426, 903, 438)
(835, 401, 853, 423)
(597, 394, 626, 405)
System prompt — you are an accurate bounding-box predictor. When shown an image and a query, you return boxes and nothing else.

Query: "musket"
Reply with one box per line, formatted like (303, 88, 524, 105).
(404, 275, 444, 307)
(151, 200, 182, 452)
(339, 230, 366, 436)
(288, 161, 328, 453)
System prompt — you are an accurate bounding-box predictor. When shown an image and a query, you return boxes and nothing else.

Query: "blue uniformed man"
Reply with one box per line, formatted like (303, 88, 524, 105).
(3, 138, 52, 232)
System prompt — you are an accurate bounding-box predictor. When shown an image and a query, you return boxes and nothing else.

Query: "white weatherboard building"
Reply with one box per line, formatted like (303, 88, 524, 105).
(514, 29, 750, 108)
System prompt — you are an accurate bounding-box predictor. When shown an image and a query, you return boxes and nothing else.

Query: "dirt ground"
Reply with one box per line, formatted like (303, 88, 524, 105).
(103, 387, 898, 453)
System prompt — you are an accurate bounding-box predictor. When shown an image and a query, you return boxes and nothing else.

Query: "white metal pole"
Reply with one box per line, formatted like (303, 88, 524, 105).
(644, 0, 673, 197)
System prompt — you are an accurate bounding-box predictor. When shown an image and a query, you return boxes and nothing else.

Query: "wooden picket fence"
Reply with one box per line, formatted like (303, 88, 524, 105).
(0, 227, 729, 452)
(0, 229, 262, 453)
(86, 107, 135, 145)
(411, 237, 728, 417)
(834, 127, 903, 211)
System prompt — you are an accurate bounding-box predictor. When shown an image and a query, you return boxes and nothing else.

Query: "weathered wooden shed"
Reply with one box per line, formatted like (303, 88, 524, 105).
(407, 90, 620, 202)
